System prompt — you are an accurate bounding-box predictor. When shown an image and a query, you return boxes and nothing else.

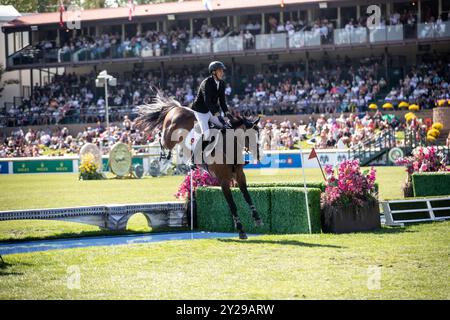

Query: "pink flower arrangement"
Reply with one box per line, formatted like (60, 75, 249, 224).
(322, 160, 377, 207)
(395, 146, 449, 175)
(175, 168, 220, 200)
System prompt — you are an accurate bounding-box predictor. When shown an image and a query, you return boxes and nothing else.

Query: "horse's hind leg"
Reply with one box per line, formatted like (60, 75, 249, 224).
(221, 182, 247, 240)
(236, 166, 263, 227)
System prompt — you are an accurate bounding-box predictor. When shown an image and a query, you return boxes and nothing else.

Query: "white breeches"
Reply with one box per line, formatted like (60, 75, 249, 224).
(193, 111, 223, 138)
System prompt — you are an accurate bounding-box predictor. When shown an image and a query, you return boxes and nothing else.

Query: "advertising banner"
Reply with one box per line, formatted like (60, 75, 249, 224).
(0, 162, 9, 174)
(245, 153, 302, 169)
(13, 160, 73, 174)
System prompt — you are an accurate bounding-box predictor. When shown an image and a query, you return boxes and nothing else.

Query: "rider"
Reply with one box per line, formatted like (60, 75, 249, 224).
(190, 61, 233, 164)
(191, 60, 232, 136)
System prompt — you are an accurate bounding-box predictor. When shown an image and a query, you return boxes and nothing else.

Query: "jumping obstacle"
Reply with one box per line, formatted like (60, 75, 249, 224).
(381, 196, 450, 227)
(0, 202, 187, 231)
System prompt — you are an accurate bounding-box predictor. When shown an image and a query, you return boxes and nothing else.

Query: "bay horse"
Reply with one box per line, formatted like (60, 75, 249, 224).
(135, 90, 262, 239)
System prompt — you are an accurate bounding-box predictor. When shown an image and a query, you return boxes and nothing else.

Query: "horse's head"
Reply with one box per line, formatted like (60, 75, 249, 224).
(230, 115, 260, 131)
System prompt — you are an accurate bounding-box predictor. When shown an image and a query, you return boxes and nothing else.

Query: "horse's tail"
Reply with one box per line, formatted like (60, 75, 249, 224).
(134, 88, 182, 133)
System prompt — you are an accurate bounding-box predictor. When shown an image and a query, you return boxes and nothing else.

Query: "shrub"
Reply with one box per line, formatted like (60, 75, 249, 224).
(396, 146, 449, 197)
(270, 187, 321, 233)
(247, 181, 325, 192)
(404, 112, 416, 122)
(427, 128, 440, 138)
(412, 172, 450, 197)
(196, 186, 322, 234)
(409, 104, 420, 111)
(196, 187, 271, 233)
(432, 122, 444, 131)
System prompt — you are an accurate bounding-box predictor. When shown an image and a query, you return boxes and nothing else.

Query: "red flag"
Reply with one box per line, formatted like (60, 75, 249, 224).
(128, 0, 135, 21)
(308, 148, 317, 160)
(59, 0, 65, 28)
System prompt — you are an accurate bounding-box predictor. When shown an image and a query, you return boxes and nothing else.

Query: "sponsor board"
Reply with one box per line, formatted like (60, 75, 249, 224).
(12, 160, 73, 174)
(0, 162, 9, 174)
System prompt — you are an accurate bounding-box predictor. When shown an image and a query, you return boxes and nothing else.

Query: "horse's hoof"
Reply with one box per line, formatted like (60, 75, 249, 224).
(239, 232, 248, 240)
(254, 219, 264, 227)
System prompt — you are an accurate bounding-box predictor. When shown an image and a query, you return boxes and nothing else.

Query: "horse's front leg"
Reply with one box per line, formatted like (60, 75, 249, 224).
(221, 182, 247, 240)
(236, 166, 263, 227)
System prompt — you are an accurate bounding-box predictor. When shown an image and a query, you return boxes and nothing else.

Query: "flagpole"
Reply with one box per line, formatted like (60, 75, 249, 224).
(309, 148, 326, 181)
(316, 155, 326, 181)
(190, 167, 194, 231)
(189, 138, 195, 231)
(299, 148, 312, 234)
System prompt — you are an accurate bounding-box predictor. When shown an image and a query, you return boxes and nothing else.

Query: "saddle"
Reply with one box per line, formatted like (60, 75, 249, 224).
(208, 115, 233, 131)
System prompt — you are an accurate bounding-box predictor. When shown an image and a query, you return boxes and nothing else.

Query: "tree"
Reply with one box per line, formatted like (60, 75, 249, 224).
(0, 0, 38, 13)
(0, 0, 179, 14)
(78, 0, 107, 10)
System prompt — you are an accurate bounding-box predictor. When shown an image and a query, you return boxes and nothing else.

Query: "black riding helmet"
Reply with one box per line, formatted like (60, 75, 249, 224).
(209, 61, 226, 74)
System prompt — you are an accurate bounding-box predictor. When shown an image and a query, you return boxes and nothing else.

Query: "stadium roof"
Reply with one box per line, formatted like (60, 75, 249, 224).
(3, 0, 337, 30)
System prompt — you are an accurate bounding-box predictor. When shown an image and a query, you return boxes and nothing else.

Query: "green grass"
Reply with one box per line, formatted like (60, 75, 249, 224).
(0, 167, 449, 299)
(0, 221, 448, 299)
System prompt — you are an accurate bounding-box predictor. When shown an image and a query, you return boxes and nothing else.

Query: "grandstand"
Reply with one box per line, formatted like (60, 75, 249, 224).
(0, 0, 449, 156)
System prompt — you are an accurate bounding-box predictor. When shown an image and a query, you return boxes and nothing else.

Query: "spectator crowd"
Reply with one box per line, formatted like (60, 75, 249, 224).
(0, 116, 155, 158)
(0, 108, 429, 158)
(2, 52, 448, 129)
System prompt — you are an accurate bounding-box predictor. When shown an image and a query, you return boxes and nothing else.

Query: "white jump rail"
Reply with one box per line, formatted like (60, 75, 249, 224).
(381, 196, 450, 226)
(0, 202, 187, 231)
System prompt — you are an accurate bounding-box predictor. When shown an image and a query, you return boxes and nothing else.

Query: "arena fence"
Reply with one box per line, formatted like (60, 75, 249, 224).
(0, 149, 352, 175)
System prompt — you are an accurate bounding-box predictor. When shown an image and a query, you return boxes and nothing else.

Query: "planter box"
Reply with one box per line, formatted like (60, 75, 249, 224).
(321, 200, 381, 234)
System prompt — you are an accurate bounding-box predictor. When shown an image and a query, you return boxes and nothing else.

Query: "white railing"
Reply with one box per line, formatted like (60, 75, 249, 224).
(187, 38, 211, 54)
(255, 33, 287, 50)
(369, 25, 404, 42)
(381, 196, 450, 226)
(289, 30, 321, 48)
(213, 35, 243, 53)
(417, 21, 450, 39)
(334, 27, 367, 45)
